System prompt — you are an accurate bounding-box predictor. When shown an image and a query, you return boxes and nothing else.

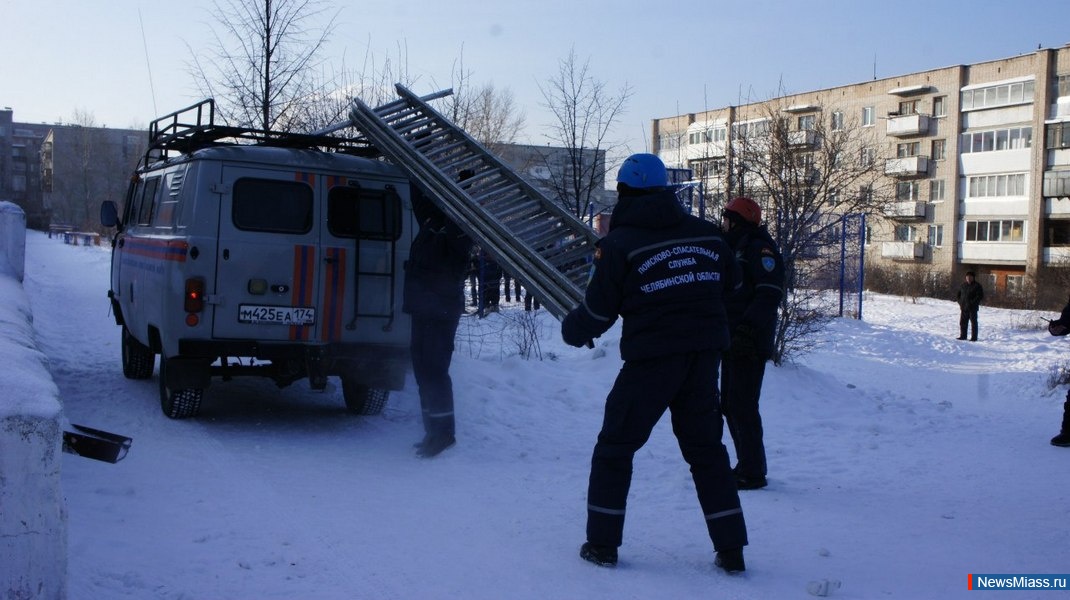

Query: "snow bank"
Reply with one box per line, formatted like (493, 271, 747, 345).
(0, 204, 67, 600)
(0, 201, 26, 282)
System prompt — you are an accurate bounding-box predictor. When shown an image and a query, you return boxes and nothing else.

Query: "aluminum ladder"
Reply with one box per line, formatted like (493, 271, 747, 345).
(342, 84, 600, 321)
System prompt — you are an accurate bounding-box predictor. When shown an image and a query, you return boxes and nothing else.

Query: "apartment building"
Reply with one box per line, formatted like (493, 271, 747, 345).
(0, 108, 144, 230)
(652, 45, 1070, 298)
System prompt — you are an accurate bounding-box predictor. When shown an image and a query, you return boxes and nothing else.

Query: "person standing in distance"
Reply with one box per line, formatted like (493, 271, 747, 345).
(719, 196, 785, 491)
(956, 271, 984, 341)
(561, 153, 749, 573)
(402, 171, 474, 458)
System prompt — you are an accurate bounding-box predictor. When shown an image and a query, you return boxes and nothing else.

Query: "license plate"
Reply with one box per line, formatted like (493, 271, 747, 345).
(238, 304, 316, 326)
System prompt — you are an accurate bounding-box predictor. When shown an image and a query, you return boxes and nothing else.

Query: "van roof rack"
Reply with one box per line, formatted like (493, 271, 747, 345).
(141, 98, 376, 168)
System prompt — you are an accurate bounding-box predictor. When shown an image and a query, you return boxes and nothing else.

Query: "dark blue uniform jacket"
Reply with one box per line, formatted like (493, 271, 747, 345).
(562, 188, 740, 361)
(402, 189, 472, 318)
(724, 225, 785, 360)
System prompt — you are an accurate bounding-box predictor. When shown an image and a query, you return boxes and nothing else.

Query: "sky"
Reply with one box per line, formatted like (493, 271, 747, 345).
(3, 0, 1070, 155)
(5, 229, 1070, 598)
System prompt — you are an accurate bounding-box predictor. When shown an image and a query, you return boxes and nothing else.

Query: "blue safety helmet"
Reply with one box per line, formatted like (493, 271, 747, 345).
(616, 153, 668, 189)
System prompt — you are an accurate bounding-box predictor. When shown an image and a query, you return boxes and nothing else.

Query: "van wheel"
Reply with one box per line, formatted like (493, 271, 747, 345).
(159, 355, 203, 419)
(342, 378, 389, 415)
(122, 326, 155, 379)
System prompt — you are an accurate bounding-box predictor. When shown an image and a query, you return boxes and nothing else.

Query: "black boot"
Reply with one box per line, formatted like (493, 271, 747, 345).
(580, 542, 618, 567)
(1052, 400, 1070, 447)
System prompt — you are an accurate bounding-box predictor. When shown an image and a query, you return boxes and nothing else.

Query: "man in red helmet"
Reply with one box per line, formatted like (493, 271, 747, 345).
(720, 196, 784, 490)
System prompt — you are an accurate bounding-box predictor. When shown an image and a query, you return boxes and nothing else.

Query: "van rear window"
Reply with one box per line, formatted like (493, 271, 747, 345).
(233, 178, 313, 233)
(327, 186, 401, 241)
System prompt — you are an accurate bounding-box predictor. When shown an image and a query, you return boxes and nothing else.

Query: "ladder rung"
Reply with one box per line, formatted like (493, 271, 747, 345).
(424, 140, 469, 160)
(391, 114, 435, 135)
(496, 202, 542, 223)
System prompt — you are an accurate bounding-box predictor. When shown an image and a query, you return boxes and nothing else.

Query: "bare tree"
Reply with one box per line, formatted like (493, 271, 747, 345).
(538, 48, 632, 219)
(730, 100, 894, 363)
(294, 39, 420, 135)
(436, 52, 526, 150)
(188, 0, 339, 133)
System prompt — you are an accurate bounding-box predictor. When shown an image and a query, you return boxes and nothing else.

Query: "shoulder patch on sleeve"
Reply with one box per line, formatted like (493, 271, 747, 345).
(761, 256, 776, 272)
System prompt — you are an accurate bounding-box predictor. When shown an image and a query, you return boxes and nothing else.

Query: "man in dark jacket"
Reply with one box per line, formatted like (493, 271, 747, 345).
(956, 271, 984, 341)
(561, 153, 749, 574)
(402, 176, 473, 458)
(719, 196, 785, 491)
(1048, 296, 1070, 447)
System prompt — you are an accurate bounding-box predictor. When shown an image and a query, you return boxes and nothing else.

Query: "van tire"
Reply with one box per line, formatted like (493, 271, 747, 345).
(122, 326, 155, 379)
(159, 355, 203, 419)
(342, 378, 389, 415)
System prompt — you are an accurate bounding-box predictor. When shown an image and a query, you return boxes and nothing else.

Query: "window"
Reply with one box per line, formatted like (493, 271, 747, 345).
(966, 173, 1027, 198)
(1045, 170, 1070, 196)
(927, 224, 944, 247)
(1007, 275, 1024, 296)
(862, 106, 875, 127)
(898, 100, 919, 115)
(930, 179, 946, 201)
(798, 115, 815, 130)
(12, 175, 26, 192)
(894, 225, 917, 242)
(688, 129, 714, 145)
(931, 139, 946, 161)
(1046, 122, 1070, 149)
(1045, 220, 1070, 246)
(964, 219, 1025, 242)
(152, 173, 180, 228)
(136, 177, 161, 226)
(713, 127, 727, 142)
(961, 80, 1035, 111)
(327, 184, 402, 241)
(688, 158, 724, 179)
(960, 127, 1032, 153)
(860, 146, 876, 166)
(897, 142, 920, 158)
(932, 96, 947, 117)
(831, 111, 844, 131)
(1056, 75, 1070, 99)
(896, 182, 921, 201)
(233, 178, 313, 233)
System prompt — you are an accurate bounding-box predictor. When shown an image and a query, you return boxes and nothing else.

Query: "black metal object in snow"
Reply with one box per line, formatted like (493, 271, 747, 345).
(62, 424, 132, 463)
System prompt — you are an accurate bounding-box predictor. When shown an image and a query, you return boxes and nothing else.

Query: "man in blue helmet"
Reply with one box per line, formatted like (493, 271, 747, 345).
(561, 153, 750, 573)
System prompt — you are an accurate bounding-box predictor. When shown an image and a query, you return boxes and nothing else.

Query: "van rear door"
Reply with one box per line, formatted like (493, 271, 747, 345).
(317, 177, 406, 344)
(212, 166, 323, 342)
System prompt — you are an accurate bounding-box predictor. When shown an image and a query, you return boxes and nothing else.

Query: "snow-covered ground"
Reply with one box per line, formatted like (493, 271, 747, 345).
(16, 230, 1070, 599)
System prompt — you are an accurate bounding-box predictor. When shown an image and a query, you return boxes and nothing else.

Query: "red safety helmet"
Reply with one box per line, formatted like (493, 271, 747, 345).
(724, 196, 761, 225)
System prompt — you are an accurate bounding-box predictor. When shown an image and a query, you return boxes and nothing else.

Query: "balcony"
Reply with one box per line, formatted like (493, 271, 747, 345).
(881, 241, 926, 259)
(788, 130, 820, 148)
(886, 113, 931, 137)
(885, 155, 930, 178)
(884, 201, 926, 219)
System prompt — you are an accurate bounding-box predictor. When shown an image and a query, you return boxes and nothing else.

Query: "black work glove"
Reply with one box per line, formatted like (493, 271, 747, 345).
(729, 323, 760, 362)
(561, 313, 593, 348)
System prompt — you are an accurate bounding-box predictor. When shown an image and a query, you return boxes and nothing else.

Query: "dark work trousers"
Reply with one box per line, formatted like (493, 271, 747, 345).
(410, 313, 461, 438)
(586, 351, 747, 552)
(720, 354, 768, 479)
(960, 307, 979, 340)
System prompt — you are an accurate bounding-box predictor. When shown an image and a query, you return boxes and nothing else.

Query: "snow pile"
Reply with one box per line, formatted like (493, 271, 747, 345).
(0, 212, 66, 600)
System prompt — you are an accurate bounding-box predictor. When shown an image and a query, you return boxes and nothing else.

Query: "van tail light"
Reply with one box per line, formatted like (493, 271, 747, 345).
(184, 278, 206, 313)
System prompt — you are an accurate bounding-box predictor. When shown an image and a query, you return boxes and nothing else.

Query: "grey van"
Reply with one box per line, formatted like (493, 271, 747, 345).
(101, 101, 414, 419)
